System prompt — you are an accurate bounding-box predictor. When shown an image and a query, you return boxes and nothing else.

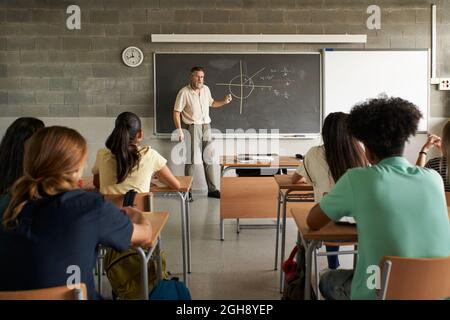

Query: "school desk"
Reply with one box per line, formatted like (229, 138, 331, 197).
(291, 204, 357, 300)
(150, 176, 193, 286)
(220, 156, 301, 241)
(291, 206, 450, 300)
(273, 174, 314, 292)
(81, 176, 193, 287)
(137, 211, 169, 299)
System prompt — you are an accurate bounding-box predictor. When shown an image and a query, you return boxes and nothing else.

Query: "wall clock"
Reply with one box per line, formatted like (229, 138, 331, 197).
(122, 46, 144, 67)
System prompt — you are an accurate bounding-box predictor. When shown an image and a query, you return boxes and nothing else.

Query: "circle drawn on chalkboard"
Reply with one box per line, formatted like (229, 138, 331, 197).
(228, 75, 255, 99)
(216, 61, 272, 114)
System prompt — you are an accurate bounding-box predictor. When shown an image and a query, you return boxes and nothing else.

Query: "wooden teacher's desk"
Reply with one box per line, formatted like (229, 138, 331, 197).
(220, 156, 302, 241)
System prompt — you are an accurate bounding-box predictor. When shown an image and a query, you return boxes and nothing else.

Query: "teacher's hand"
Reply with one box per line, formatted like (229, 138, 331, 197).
(178, 129, 185, 142)
(224, 94, 232, 104)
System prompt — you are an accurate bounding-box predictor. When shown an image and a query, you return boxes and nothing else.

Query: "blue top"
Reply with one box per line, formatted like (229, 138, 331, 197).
(0, 189, 133, 299)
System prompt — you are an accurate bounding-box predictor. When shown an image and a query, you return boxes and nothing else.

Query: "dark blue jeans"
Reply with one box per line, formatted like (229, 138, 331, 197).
(326, 245, 340, 269)
(319, 269, 353, 300)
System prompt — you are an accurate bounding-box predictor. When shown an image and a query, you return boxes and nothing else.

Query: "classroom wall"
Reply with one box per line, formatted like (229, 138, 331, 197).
(1, 0, 449, 191)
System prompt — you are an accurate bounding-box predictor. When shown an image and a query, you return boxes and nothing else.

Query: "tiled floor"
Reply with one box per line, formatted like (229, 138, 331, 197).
(98, 193, 354, 300)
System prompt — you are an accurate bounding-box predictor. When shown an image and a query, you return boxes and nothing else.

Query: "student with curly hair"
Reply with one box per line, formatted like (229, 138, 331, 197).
(307, 97, 450, 300)
(416, 120, 450, 192)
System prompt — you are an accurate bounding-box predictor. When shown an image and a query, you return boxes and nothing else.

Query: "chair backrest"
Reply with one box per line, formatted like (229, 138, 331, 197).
(379, 256, 450, 300)
(445, 192, 450, 207)
(0, 283, 87, 300)
(104, 192, 152, 211)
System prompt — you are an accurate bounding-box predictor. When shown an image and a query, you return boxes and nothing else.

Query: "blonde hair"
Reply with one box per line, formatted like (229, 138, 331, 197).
(2, 126, 87, 230)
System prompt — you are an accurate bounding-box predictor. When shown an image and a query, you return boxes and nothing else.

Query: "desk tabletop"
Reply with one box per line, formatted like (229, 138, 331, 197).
(81, 176, 193, 193)
(150, 176, 193, 193)
(291, 204, 450, 242)
(220, 156, 300, 168)
(274, 174, 314, 191)
(291, 204, 357, 242)
(142, 211, 169, 248)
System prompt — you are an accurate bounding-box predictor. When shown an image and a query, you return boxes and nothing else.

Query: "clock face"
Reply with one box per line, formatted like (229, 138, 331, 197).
(122, 46, 144, 67)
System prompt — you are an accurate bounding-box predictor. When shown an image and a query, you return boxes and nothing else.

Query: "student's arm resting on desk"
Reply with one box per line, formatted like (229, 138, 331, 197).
(307, 203, 331, 230)
(122, 206, 153, 247)
(292, 172, 307, 184)
(308, 172, 354, 230)
(155, 165, 181, 190)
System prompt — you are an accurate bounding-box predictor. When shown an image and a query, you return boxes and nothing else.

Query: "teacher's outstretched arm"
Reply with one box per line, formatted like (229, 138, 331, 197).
(211, 94, 232, 108)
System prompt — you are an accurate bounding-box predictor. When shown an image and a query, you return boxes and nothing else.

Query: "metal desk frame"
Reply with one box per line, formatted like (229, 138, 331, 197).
(152, 191, 191, 286)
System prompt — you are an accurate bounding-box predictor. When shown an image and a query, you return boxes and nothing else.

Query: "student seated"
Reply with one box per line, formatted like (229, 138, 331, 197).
(416, 120, 450, 191)
(0, 117, 44, 194)
(92, 111, 180, 194)
(0, 126, 153, 299)
(292, 112, 368, 270)
(307, 97, 450, 300)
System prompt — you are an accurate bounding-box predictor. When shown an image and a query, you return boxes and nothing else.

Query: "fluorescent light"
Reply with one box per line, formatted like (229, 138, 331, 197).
(151, 34, 367, 43)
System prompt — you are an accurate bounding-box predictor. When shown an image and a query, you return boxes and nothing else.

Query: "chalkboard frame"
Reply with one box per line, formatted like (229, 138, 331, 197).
(153, 52, 322, 139)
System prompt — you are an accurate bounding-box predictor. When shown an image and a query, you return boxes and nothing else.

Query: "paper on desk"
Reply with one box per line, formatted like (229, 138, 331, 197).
(339, 216, 356, 224)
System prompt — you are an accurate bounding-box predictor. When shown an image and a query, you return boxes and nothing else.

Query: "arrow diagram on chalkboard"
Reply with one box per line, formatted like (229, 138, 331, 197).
(216, 60, 272, 114)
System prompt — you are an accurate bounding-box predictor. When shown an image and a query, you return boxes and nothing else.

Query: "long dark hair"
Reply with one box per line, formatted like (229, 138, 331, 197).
(0, 117, 45, 194)
(3, 126, 87, 230)
(322, 112, 368, 182)
(105, 112, 142, 184)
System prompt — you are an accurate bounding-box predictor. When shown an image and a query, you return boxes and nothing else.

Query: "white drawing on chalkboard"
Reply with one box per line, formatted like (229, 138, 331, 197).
(216, 60, 272, 114)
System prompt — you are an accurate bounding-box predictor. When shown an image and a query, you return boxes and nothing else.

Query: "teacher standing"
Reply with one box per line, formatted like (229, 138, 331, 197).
(173, 66, 232, 199)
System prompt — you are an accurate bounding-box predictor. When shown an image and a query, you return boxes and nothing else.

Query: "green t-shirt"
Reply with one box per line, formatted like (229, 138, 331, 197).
(320, 157, 450, 300)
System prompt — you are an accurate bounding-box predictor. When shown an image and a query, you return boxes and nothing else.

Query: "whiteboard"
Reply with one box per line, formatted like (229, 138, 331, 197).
(323, 50, 429, 132)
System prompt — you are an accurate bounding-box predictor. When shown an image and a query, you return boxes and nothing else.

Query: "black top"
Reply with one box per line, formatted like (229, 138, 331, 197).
(425, 157, 450, 192)
(0, 189, 133, 299)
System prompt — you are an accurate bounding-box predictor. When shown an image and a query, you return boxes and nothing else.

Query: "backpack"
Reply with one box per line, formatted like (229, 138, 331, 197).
(282, 244, 317, 300)
(104, 247, 170, 300)
(149, 278, 191, 300)
(103, 189, 170, 300)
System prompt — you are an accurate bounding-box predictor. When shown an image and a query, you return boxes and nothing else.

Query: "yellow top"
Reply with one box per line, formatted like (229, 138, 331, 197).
(92, 146, 167, 194)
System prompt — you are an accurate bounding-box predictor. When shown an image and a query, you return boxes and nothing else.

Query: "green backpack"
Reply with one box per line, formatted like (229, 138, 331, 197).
(103, 248, 170, 300)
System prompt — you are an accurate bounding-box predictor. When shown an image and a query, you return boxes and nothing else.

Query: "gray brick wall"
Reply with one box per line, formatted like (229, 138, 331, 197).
(0, 0, 449, 118)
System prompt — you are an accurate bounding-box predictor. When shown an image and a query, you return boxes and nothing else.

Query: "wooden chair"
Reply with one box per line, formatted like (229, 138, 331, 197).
(0, 283, 87, 300)
(379, 256, 450, 300)
(445, 192, 450, 206)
